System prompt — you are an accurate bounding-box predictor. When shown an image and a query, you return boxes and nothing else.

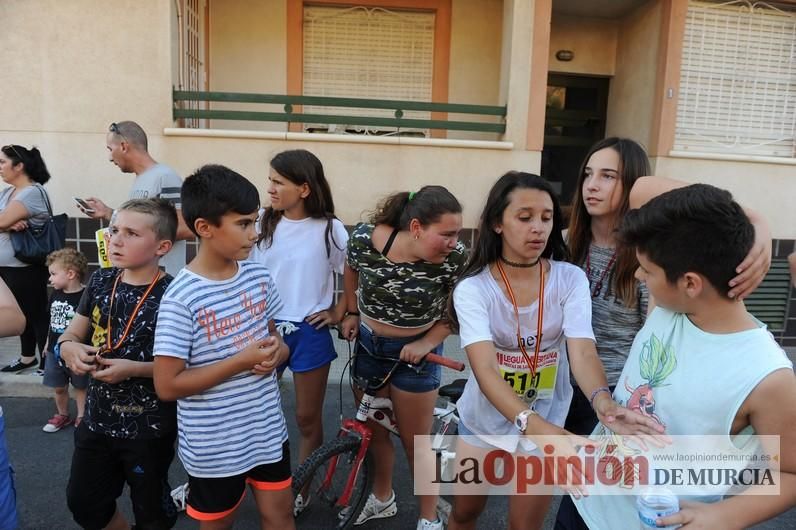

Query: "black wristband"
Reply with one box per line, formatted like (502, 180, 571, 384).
(345, 311, 360, 318)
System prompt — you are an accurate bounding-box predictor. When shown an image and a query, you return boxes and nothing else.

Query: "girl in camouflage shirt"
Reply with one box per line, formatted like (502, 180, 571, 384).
(341, 185, 467, 530)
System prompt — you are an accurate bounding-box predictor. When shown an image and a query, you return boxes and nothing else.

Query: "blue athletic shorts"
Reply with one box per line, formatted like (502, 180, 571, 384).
(277, 320, 337, 374)
(352, 322, 442, 393)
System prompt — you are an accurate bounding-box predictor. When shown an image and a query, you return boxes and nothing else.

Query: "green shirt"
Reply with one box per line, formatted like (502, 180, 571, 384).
(347, 223, 467, 328)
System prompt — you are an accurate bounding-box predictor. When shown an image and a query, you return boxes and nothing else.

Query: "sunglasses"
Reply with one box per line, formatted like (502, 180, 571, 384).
(108, 122, 128, 143)
(3, 144, 25, 161)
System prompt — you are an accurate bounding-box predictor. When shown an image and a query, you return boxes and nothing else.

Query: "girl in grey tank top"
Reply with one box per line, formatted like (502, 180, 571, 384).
(564, 138, 653, 436)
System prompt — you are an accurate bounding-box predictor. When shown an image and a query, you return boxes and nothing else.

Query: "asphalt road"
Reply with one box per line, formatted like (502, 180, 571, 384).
(2, 383, 794, 529)
(1, 384, 517, 530)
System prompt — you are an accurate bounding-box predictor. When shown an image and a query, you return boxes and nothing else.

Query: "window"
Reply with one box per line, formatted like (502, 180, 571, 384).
(179, 0, 208, 128)
(675, 1, 796, 158)
(302, 5, 435, 134)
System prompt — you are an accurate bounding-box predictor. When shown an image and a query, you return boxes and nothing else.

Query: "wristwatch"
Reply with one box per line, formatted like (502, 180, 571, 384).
(514, 408, 538, 434)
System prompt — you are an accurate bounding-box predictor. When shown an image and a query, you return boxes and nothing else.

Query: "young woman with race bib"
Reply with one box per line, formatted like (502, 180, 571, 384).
(448, 172, 663, 530)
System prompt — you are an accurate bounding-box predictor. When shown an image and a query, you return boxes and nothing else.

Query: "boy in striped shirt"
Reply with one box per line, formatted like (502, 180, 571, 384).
(153, 165, 293, 529)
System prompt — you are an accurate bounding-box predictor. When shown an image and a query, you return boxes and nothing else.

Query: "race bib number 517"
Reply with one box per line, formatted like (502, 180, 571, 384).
(499, 349, 559, 404)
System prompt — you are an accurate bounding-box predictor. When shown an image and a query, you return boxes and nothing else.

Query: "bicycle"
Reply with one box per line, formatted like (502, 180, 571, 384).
(291, 347, 468, 529)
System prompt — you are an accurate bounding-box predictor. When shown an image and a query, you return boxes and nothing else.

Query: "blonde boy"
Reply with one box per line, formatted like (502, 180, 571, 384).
(58, 198, 179, 530)
(41, 248, 88, 432)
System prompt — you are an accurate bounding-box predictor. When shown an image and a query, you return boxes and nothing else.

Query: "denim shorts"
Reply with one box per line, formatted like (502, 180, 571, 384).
(42, 351, 89, 390)
(352, 322, 442, 394)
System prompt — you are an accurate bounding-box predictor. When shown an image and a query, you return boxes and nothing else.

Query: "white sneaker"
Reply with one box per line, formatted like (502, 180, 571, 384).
(170, 482, 189, 512)
(353, 490, 397, 525)
(417, 517, 443, 530)
(294, 493, 311, 517)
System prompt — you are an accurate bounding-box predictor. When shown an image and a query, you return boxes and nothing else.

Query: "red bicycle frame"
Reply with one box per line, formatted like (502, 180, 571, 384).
(320, 352, 464, 508)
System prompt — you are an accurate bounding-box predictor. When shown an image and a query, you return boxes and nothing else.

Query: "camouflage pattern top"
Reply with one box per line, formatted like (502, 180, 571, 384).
(347, 223, 468, 328)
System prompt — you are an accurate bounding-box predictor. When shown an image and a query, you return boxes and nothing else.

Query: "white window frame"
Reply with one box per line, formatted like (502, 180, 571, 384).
(179, 0, 208, 129)
(302, 5, 435, 136)
(674, 1, 796, 159)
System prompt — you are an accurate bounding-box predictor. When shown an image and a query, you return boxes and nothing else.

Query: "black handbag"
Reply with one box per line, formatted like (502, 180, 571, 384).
(9, 185, 67, 266)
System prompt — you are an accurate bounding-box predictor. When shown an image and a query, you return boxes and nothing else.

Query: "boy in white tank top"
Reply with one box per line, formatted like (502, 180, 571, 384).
(567, 184, 796, 529)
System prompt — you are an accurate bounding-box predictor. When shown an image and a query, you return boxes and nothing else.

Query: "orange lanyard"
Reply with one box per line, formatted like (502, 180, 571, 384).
(496, 259, 545, 375)
(104, 269, 161, 353)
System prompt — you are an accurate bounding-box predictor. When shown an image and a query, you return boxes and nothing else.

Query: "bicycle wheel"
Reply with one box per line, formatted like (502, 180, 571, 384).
(292, 435, 373, 529)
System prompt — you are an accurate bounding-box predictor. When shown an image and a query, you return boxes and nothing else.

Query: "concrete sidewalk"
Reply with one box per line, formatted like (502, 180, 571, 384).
(0, 337, 50, 398)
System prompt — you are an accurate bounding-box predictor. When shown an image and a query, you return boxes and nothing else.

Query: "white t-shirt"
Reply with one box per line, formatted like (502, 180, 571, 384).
(249, 214, 348, 322)
(0, 184, 51, 267)
(453, 260, 594, 452)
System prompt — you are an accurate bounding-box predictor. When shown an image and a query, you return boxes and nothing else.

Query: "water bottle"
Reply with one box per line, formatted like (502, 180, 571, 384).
(637, 487, 679, 529)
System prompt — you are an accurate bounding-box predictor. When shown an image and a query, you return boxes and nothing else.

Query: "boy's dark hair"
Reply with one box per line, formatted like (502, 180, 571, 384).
(46, 248, 89, 282)
(620, 184, 754, 298)
(182, 164, 260, 236)
(118, 198, 178, 242)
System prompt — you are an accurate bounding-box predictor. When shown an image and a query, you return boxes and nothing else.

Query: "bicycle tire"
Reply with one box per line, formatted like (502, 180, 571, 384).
(292, 435, 373, 529)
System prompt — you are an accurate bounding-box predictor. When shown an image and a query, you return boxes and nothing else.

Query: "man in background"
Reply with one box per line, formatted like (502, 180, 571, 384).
(80, 121, 193, 276)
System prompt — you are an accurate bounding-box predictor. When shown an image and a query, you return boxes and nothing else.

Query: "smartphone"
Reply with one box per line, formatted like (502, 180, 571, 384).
(73, 197, 95, 214)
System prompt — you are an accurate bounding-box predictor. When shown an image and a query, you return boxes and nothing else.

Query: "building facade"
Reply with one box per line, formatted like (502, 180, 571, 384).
(2, 0, 795, 340)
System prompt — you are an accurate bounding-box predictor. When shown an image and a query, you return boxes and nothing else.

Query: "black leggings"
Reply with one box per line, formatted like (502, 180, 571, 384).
(0, 265, 48, 364)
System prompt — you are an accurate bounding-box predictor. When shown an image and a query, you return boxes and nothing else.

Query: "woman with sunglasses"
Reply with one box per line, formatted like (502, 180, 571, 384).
(447, 172, 663, 530)
(0, 145, 55, 373)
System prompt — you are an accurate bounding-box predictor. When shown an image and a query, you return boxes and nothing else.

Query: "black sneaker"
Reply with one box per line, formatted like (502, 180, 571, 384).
(1, 359, 38, 373)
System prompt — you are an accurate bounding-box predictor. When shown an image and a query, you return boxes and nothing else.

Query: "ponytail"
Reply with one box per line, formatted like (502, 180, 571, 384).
(370, 185, 461, 229)
(26, 147, 52, 184)
(370, 192, 411, 228)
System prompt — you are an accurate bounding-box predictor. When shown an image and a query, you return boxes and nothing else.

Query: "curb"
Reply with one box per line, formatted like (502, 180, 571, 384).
(0, 373, 52, 398)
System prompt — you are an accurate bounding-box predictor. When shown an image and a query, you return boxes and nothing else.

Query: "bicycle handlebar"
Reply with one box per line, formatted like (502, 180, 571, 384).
(424, 353, 465, 372)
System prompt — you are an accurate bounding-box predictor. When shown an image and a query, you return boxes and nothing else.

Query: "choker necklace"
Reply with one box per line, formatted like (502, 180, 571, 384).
(499, 255, 540, 268)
